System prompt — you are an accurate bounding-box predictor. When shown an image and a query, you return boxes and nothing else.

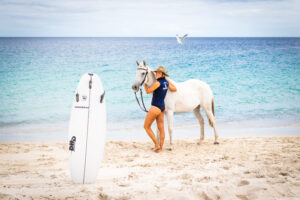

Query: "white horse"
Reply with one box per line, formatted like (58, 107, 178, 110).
(132, 60, 219, 147)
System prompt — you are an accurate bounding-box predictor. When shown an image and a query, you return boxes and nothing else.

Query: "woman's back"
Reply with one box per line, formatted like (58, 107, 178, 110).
(152, 77, 169, 107)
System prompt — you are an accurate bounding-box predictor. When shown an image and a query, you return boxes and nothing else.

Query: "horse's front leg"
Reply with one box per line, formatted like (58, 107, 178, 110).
(166, 110, 174, 150)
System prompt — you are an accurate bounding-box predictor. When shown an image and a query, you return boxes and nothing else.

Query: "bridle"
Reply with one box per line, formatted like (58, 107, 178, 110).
(134, 67, 149, 112)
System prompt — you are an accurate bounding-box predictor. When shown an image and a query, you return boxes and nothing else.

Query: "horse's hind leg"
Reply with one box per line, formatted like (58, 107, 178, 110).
(193, 105, 205, 143)
(166, 110, 174, 150)
(203, 107, 219, 145)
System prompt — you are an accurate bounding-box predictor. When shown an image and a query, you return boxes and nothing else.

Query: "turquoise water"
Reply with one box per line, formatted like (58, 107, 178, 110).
(0, 37, 299, 138)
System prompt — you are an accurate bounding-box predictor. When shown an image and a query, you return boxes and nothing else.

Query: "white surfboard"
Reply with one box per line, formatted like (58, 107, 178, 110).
(68, 73, 106, 184)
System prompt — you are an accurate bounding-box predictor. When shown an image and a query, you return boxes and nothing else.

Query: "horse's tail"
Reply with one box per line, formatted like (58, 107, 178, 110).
(209, 98, 215, 127)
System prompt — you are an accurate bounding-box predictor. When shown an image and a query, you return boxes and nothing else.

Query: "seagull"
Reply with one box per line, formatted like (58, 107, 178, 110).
(176, 34, 188, 44)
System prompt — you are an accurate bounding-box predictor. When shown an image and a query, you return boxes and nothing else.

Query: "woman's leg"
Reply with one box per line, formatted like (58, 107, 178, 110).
(156, 110, 165, 152)
(144, 106, 161, 150)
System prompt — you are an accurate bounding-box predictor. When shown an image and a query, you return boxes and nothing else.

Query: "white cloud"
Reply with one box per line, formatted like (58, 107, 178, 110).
(0, 0, 299, 36)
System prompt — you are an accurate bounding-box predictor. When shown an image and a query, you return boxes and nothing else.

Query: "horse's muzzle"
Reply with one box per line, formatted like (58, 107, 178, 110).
(132, 84, 138, 93)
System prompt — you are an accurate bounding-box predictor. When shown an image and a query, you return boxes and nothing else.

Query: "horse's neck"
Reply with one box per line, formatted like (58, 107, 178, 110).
(168, 78, 176, 85)
(145, 68, 156, 87)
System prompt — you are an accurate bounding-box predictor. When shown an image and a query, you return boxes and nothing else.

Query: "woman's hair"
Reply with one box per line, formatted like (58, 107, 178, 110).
(156, 71, 166, 77)
(156, 66, 168, 77)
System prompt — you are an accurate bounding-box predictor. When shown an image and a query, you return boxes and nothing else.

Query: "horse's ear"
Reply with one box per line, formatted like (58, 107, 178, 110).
(143, 60, 146, 66)
(136, 61, 140, 66)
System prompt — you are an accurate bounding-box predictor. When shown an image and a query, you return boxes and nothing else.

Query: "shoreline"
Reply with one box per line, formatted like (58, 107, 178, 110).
(0, 123, 299, 141)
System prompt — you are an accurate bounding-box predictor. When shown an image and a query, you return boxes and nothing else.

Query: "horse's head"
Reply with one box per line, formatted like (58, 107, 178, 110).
(132, 60, 149, 92)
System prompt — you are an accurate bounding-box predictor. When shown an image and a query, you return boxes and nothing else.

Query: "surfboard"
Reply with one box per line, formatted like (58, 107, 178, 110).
(68, 73, 106, 184)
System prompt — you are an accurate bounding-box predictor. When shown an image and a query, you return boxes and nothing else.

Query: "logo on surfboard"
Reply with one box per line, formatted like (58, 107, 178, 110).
(69, 136, 76, 152)
(82, 95, 87, 101)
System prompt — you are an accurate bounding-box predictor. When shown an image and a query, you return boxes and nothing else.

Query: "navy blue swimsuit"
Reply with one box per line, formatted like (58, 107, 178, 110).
(151, 77, 169, 112)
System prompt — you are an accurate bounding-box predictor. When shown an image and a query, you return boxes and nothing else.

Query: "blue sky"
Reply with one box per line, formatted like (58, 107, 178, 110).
(0, 0, 299, 37)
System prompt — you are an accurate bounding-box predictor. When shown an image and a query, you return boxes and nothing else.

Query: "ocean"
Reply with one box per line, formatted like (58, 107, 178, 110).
(0, 37, 299, 139)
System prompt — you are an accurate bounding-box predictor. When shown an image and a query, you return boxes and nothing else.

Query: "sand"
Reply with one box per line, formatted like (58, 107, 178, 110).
(0, 136, 299, 200)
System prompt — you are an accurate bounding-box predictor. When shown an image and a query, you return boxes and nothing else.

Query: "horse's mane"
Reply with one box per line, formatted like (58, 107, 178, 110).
(145, 66, 156, 87)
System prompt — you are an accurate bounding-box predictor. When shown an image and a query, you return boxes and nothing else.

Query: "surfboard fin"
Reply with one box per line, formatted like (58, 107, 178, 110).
(76, 93, 79, 102)
(100, 91, 105, 103)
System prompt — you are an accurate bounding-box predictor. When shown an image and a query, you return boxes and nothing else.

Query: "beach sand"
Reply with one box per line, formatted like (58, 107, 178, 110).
(0, 136, 299, 200)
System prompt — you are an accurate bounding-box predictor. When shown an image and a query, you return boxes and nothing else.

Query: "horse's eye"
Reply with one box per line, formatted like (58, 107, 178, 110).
(141, 72, 145, 76)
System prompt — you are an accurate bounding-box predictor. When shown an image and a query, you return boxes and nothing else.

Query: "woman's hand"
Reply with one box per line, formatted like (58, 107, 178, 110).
(144, 81, 160, 94)
(166, 77, 177, 92)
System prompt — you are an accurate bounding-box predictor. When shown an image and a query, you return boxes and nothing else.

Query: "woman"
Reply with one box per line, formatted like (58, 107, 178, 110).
(144, 66, 177, 152)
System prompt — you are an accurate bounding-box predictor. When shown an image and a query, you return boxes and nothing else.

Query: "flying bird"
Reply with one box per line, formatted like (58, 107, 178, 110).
(176, 34, 188, 44)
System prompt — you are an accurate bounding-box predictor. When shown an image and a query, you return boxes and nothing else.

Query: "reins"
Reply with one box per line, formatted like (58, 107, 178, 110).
(134, 68, 149, 113)
(134, 89, 148, 112)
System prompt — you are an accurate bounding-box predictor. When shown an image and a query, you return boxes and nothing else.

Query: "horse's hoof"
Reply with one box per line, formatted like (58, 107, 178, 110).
(214, 141, 219, 145)
(167, 148, 172, 151)
(197, 140, 204, 145)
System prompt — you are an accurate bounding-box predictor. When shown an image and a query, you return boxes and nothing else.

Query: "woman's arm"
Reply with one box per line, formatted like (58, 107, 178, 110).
(144, 81, 160, 94)
(166, 77, 177, 92)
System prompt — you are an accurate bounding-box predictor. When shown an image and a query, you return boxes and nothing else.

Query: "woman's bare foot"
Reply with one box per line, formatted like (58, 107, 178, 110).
(154, 148, 163, 153)
(153, 146, 160, 152)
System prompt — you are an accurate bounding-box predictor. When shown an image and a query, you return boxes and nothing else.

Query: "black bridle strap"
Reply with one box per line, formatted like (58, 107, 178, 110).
(134, 89, 148, 112)
(134, 67, 149, 113)
(140, 88, 148, 112)
(138, 68, 148, 86)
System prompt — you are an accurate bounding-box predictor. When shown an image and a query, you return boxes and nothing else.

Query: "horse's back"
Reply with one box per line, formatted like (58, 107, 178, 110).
(176, 79, 213, 97)
(166, 79, 213, 113)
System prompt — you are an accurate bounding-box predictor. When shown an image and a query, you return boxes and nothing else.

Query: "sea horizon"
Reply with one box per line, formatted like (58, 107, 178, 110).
(1, 36, 300, 38)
